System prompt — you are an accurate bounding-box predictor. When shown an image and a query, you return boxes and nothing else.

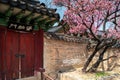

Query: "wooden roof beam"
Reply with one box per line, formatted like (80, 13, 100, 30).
(25, 12, 34, 24)
(15, 10, 25, 22)
(5, 7, 13, 22)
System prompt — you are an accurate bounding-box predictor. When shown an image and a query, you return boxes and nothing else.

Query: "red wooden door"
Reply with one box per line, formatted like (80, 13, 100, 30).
(0, 28, 19, 80)
(0, 28, 44, 80)
(20, 33, 35, 78)
(5, 30, 19, 80)
(19, 30, 44, 78)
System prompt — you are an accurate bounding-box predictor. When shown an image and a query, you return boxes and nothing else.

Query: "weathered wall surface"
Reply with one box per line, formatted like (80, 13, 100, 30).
(44, 37, 87, 78)
(44, 37, 120, 79)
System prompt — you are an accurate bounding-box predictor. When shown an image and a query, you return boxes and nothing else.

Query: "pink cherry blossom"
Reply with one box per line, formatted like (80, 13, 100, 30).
(53, 0, 120, 72)
(53, 0, 120, 40)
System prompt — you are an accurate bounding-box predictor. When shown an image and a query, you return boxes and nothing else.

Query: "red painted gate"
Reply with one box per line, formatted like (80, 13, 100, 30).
(0, 27, 43, 80)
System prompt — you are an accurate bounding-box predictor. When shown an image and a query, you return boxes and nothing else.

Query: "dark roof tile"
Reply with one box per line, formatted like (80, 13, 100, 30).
(0, 0, 60, 20)
(45, 32, 88, 43)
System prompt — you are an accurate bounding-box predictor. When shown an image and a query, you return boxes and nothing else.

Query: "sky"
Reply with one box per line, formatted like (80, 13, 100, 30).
(39, 0, 66, 20)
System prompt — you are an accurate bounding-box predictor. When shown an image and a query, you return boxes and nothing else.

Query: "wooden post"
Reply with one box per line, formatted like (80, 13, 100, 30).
(39, 68, 45, 80)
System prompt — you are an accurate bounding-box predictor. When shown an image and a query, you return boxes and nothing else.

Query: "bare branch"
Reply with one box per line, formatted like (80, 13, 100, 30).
(90, 16, 94, 28)
(109, 14, 120, 20)
(101, 55, 117, 62)
(103, 11, 109, 31)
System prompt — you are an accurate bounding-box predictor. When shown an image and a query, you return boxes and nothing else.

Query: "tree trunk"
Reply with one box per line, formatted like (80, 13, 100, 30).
(82, 50, 98, 72)
(87, 46, 108, 72)
(82, 42, 101, 72)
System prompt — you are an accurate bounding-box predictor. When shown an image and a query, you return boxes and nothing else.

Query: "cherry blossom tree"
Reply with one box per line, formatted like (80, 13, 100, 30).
(53, 0, 120, 72)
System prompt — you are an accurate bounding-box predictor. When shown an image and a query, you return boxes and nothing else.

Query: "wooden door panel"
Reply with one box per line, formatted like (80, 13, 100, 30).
(20, 33, 35, 78)
(0, 28, 44, 79)
(34, 30, 44, 71)
(5, 30, 19, 80)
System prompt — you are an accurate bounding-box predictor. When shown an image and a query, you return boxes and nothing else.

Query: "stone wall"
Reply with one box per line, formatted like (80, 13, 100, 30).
(44, 37, 120, 79)
(44, 37, 87, 78)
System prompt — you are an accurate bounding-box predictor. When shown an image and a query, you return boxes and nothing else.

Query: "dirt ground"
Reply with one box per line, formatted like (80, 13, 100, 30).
(59, 67, 120, 80)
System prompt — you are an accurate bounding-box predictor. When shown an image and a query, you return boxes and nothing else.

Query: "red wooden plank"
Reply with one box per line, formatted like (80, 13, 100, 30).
(34, 29, 44, 71)
(20, 33, 35, 78)
(5, 30, 19, 80)
(0, 27, 6, 80)
(20, 29, 44, 77)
